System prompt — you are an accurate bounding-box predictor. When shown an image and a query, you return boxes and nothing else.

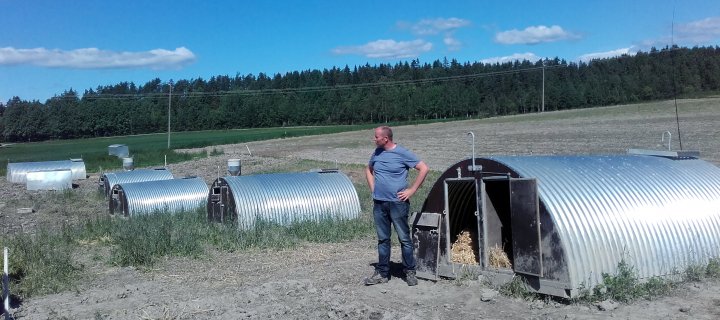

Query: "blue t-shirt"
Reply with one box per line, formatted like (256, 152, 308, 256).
(369, 145, 420, 202)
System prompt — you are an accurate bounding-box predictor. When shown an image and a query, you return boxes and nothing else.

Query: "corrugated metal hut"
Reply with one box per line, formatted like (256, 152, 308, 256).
(26, 169, 73, 190)
(207, 170, 361, 229)
(415, 152, 720, 298)
(99, 168, 174, 198)
(108, 144, 129, 158)
(110, 177, 208, 216)
(7, 159, 86, 183)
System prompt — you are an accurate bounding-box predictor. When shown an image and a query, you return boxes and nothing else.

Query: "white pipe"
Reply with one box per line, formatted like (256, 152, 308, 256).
(164, 154, 167, 167)
(662, 131, 672, 151)
(246, 145, 253, 157)
(3, 247, 9, 318)
(467, 132, 476, 171)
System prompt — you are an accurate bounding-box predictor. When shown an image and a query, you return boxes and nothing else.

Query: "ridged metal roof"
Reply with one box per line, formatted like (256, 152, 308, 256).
(7, 160, 86, 183)
(108, 144, 129, 158)
(101, 168, 174, 198)
(112, 177, 208, 216)
(26, 169, 73, 190)
(489, 155, 720, 288)
(218, 171, 361, 229)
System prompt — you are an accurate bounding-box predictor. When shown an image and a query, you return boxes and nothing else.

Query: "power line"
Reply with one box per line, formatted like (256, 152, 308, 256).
(48, 64, 566, 101)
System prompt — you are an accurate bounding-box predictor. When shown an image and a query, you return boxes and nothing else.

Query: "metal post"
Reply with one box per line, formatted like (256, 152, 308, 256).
(167, 80, 173, 149)
(3, 247, 9, 320)
(541, 62, 545, 113)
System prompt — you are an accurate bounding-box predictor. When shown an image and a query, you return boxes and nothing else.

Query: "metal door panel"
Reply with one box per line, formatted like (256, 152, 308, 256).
(411, 212, 442, 280)
(510, 178, 542, 276)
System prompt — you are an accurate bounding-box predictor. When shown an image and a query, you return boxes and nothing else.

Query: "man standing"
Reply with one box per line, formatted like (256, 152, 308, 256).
(364, 126, 429, 286)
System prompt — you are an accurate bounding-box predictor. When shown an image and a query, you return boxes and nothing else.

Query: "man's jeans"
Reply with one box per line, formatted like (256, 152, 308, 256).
(373, 199, 415, 277)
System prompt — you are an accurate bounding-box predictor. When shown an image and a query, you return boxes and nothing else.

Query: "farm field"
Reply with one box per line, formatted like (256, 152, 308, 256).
(0, 124, 389, 176)
(2, 98, 720, 319)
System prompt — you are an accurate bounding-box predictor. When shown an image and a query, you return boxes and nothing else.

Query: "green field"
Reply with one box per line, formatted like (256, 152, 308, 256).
(1, 125, 379, 175)
(0, 117, 463, 176)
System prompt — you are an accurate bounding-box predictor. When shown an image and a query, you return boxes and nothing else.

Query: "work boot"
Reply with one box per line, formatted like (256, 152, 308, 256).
(364, 271, 389, 285)
(405, 270, 418, 286)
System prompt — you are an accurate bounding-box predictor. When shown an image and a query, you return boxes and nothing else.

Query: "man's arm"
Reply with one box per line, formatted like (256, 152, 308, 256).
(397, 161, 429, 202)
(365, 165, 375, 193)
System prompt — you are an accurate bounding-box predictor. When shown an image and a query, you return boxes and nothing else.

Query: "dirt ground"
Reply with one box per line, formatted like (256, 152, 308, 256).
(2, 98, 720, 319)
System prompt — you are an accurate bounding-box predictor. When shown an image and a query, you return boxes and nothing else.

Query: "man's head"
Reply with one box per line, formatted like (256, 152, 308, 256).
(373, 126, 394, 149)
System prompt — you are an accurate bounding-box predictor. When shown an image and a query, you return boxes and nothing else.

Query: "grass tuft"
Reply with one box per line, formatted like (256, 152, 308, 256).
(499, 275, 538, 300)
(590, 260, 674, 303)
(5, 231, 79, 298)
(706, 258, 720, 278)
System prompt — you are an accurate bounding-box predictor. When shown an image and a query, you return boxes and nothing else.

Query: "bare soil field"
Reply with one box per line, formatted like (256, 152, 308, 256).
(2, 98, 720, 319)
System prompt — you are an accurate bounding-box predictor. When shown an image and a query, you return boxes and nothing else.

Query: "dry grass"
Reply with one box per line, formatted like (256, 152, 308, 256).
(450, 230, 478, 265)
(489, 244, 512, 269)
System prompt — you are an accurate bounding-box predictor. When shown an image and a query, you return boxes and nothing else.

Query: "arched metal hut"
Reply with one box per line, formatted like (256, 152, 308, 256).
(108, 144, 129, 158)
(415, 152, 720, 298)
(99, 168, 174, 198)
(26, 169, 73, 190)
(110, 177, 208, 216)
(207, 170, 361, 229)
(7, 159, 86, 183)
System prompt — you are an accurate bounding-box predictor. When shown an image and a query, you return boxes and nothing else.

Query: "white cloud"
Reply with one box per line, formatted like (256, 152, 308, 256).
(444, 36, 462, 51)
(399, 17, 471, 36)
(578, 47, 637, 62)
(332, 39, 432, 59)
(495, 25, 579, 45)
(480, 52, 541, 64)
(397, 17, 470, 51)
(0, 47, 196, 69)
(676, 16, 720, 43)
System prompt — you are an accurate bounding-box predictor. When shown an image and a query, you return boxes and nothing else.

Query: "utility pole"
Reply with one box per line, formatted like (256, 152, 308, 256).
(167, 80, 173, 149)
(541, 61, 545, 113)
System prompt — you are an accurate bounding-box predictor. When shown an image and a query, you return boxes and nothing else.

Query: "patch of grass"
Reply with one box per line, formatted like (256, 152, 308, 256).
(684, 264, 707, 282)
(286, 216, 374, 243)
(706, 258, 720, 278)
(4, 230, 79, 298)
(208, 147, 225, 156)
(110, 212, 206, 266)
(1, 203, 375, 299)
(683, 258, 720, 282)
(499, 275, 538, 300)
(590, 260, 675, 303)
(452, 266, 480, 286)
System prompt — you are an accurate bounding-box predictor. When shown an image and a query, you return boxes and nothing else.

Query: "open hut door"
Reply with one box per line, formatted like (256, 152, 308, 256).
(411, 211, 442, 280)
(509, 178, 543, 277)
(208, 180, 232, 223)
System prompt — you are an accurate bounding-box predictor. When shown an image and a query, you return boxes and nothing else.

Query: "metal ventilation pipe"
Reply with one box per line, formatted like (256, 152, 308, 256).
(122, 157, 134, 171)
(227, 159, 241, 176)
(662, 131, 672, 151)
(467, 131, 479, 172)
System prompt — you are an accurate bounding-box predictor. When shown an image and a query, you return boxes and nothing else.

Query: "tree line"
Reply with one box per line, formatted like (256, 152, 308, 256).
(1, 45, 719, 143)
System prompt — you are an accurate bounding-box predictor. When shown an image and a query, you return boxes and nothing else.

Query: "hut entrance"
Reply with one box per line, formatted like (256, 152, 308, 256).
(110, 188, 128, 216)
(208, 180, 234, 223)
(444, 178, 481, 266)
(483, 176, 542, 276)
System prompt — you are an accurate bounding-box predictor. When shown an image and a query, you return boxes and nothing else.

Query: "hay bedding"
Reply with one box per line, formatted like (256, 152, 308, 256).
(489, 244, 512, 269)
(450, 230, 478, 265)
(450, 229, 513, 268)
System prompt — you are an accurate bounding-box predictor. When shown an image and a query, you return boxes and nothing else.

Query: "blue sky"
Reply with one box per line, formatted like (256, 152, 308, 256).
(1, 0, 719, 103)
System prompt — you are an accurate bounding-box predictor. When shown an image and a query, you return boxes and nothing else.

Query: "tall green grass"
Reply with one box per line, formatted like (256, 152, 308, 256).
(1, 209, 374, 298)
(0, 152, 438, 299)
